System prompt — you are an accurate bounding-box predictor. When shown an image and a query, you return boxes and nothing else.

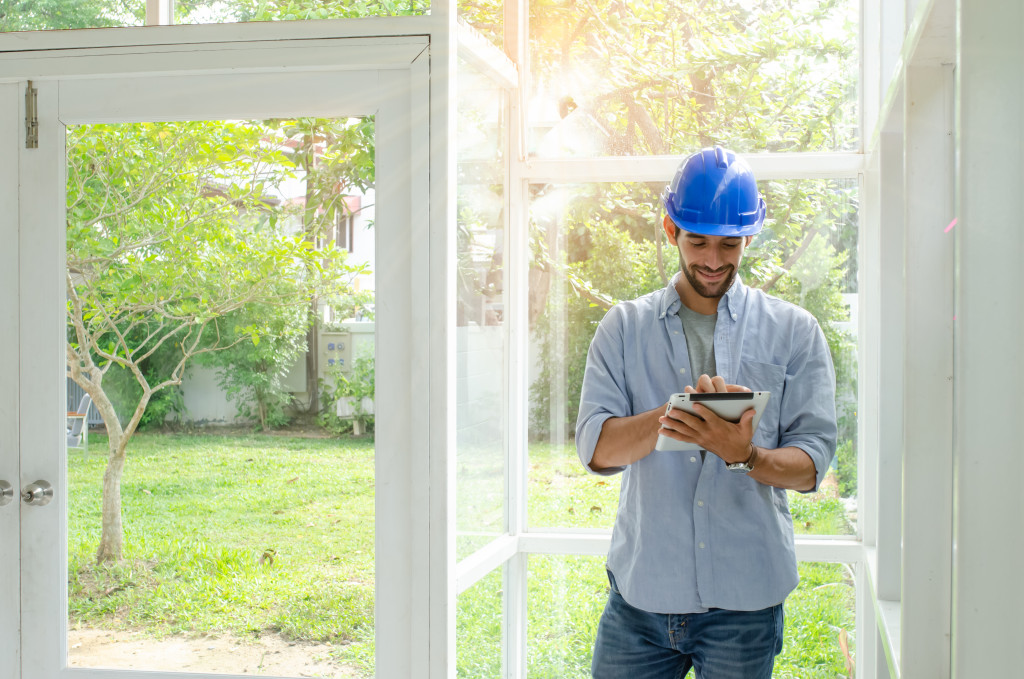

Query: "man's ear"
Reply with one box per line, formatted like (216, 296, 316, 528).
(745, 235, 754, 247)
(662, 215, 678, 241)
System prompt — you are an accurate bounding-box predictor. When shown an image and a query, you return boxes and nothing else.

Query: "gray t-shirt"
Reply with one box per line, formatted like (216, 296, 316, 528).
(678, 304, 718, 462)
(678, 303, 718, 382)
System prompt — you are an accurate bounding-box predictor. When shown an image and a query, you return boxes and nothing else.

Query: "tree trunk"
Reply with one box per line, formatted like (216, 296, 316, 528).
(73, 373, 144, 563)
(302, 129, 320, 415)
(95, 432, 128, 563)
(306, 309, 320, 414)
(69, 376, 134, 563)
(258, 396, 269, 432)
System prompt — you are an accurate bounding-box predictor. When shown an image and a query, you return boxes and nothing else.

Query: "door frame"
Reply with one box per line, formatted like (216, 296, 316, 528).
(4, 35, 441, 679)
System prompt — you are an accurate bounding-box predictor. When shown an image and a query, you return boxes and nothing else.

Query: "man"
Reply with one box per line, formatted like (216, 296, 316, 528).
(576, 146, 837, 678)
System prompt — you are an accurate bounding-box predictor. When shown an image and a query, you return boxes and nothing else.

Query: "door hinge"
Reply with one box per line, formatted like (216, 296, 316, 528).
(25, 80, 38, 149)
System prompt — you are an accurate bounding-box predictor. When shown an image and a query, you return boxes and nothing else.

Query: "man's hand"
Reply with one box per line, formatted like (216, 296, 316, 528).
(684, 374, 749, 395)
(657, 373, 755, 464)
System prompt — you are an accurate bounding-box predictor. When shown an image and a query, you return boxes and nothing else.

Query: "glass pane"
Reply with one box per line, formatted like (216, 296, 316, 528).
(175, 0, 427, 26)
(527, 555, 857, 678)
(456, 565, 505, 677)
(528, 179, 858, 535)
(1, 0, 144, 31)
(779, 562, 858, 678)
(0, 0, 426, 32)
(456, 57, 509, 560)
(526, 554, 606, 678)
(66, 118, 378, 676)
(459, 0, 504, 50)
(528, 0, 858, 156)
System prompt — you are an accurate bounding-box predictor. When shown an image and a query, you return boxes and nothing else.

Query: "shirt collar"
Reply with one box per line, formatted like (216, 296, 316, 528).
(658, 272, 747, 320)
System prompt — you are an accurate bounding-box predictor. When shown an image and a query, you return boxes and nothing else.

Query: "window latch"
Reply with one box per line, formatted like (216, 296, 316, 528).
(25, 80, 38, 149)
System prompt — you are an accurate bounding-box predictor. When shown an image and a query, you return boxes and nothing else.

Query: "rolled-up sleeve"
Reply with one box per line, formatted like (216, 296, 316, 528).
(576, 306, 632, 475)
(778, 318, 838, 492)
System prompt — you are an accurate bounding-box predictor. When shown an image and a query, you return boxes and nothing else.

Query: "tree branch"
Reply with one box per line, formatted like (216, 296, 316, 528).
(758, 226, 824, 292)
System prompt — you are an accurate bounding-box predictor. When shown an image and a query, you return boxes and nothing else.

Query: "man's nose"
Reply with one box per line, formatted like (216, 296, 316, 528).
(705, 247, 723, 269)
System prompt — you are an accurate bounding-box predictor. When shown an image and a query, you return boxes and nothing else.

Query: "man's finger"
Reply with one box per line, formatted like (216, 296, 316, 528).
(725, 384, 753, 393)
(696, 374, 714, 392)
(658, 416, 699, 441)
(666, 408, 705, 425)
(711, 375, 727, 392)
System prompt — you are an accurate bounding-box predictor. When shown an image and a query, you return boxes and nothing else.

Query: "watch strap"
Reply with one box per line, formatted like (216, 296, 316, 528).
(726, 443, 758, 473)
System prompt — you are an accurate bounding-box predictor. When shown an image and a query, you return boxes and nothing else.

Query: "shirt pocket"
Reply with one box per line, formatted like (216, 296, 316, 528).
(736, 360, 786, 448)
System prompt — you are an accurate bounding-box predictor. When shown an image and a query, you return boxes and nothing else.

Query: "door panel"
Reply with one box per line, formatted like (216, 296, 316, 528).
(1, 81, 22, 679)
(16, 40, 429, 679)
(19, 77, 67, 679)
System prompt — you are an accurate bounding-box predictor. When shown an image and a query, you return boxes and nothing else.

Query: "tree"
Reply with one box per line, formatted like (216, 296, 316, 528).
(0, 0, 140, 31)
(66, 120, 361, 562)
(197, 304, 308, 432)
(527, 0, 856, 156)
(263, 117, 375, 415)
(182, 0, 428, 23)
(0, 0, 426, 30)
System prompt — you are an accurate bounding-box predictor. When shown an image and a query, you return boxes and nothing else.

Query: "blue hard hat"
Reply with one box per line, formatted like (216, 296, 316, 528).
(661, 146, 766, 237)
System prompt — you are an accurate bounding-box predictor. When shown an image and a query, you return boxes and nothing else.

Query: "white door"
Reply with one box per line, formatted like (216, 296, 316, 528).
(0, 82, 23, 679)
(4, 36, 433, 679)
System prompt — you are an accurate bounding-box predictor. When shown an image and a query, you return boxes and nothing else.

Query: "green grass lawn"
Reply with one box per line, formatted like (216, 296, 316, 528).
(69, 433, 854, 678)
(68, 432, 376, 672)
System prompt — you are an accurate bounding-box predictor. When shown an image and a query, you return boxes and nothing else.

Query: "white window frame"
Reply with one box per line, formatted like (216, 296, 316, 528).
(861, 0, 958, 677)
(455, 3, 876, 678)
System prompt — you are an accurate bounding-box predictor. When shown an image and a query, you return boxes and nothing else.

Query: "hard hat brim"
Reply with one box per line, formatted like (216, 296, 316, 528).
(664, 197, 766, 237)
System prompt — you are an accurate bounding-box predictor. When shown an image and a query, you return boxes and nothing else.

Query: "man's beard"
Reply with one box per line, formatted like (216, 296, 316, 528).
(679, 256, 738, 299)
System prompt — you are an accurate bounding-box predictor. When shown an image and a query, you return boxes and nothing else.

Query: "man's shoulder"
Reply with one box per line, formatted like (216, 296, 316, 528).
(605, 287, 665, 322)
(744, 286, 820, 327)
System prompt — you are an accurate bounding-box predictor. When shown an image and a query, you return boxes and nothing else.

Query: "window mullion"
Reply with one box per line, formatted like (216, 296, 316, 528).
(523, 153, 865, 184)
(146, 0, 174, 26)
(504, 1, 529, 677)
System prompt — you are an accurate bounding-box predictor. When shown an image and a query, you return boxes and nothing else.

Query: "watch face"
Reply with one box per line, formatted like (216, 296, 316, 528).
(726, 462, 752, 473)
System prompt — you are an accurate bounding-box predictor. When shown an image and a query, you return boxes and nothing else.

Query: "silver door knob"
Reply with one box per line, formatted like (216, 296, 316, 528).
(22, 480, 53, 507)
(0, 480, 12, 507)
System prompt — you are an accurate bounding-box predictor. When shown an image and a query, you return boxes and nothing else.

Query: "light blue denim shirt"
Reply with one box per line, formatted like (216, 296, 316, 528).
(576, 273, 837, 614)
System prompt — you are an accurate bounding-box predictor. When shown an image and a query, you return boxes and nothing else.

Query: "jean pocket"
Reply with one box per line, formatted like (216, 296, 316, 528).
(606, 568, 621, 596)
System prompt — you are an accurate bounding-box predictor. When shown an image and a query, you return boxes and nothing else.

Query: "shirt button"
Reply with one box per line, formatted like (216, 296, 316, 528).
(697, 500, 705, 507)
(731, 313, 737, 320)
(679, 368, 686, 375)
(690, 456, 697, 463)
(698, 542, 706, 549)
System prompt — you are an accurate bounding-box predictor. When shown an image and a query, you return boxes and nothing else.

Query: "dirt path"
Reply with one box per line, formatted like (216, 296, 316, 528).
(69, 629, 361, 677)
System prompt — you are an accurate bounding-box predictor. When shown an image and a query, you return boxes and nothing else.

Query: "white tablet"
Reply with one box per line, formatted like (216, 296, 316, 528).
(655, 391, 771, 452)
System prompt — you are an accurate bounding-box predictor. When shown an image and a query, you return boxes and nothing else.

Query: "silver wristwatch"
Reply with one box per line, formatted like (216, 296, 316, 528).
(726, 444, 757, 473)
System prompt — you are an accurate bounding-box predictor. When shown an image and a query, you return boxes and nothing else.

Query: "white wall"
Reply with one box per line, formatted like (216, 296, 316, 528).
(180, 363, 239, 425)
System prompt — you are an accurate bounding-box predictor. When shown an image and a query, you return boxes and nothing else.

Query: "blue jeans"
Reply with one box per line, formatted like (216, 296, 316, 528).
(592, 571, 783, 679)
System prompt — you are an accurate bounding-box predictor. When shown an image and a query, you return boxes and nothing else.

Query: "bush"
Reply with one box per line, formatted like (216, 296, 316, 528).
(834, 439, 857, 499)
(320, 351, 375, 436)
(197, 307, 308, 432)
